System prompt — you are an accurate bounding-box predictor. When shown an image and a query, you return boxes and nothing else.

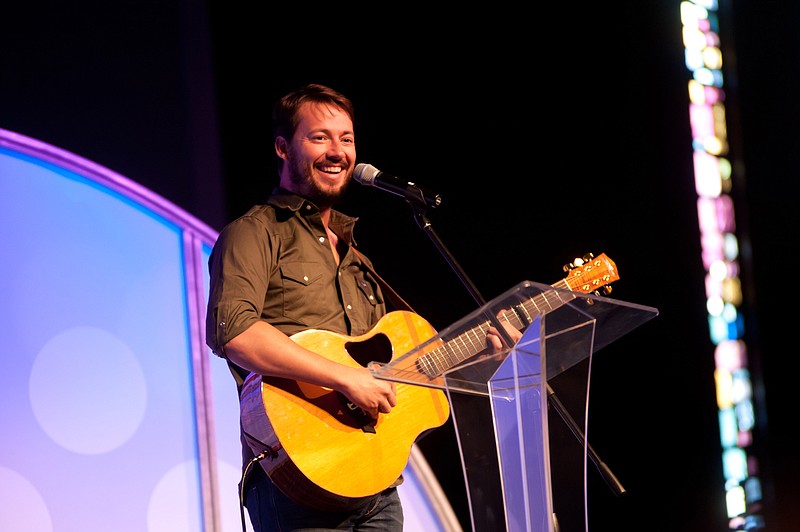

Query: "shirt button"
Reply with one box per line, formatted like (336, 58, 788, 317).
(303, 275, 309, 282)
(319, 237, 325, 243)
(369, 295, 374, 300)
(346, 304, 352, 310)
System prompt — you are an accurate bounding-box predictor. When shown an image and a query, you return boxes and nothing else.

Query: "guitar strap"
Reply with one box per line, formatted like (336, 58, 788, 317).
(350, 246, 416, 313)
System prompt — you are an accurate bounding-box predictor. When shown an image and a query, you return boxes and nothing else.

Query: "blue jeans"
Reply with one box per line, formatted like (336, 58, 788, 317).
(244, 467, 404, 531)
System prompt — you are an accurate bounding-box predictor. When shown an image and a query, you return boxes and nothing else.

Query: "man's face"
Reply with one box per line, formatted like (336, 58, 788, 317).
(280, 101, 356, 207)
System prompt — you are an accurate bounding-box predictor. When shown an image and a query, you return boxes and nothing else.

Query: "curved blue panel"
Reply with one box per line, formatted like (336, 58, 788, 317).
(0, 128, 455, 532)
(0, 128, 219, 532)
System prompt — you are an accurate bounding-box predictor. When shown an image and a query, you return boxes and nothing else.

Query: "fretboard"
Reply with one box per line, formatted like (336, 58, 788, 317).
(415, 279, 577, 379)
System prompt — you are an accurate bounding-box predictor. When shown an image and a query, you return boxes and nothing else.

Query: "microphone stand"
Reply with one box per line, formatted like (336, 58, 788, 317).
(401, 188, 625, 497)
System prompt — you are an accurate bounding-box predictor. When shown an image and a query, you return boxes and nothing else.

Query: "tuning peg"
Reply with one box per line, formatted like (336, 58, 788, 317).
(596, 286, 612, 296)
(563, 255, 589, 272)
(569, 258, 584, 271)
(582, 252, 595, 263)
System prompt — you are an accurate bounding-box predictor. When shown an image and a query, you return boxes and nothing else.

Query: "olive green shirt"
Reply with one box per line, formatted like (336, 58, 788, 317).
(206, 188, 406, 489)
(205, 188, 387, 366)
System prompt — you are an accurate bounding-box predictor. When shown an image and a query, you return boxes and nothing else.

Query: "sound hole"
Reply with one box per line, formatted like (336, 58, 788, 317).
(344, 333, 393, 367)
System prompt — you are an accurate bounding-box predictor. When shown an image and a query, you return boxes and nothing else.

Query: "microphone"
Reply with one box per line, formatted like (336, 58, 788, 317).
(353, 163, 442, 208)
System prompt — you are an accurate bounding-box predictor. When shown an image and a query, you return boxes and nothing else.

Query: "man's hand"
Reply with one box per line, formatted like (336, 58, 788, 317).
(485, 310, 523, 353)
(340, 366, 397, 419)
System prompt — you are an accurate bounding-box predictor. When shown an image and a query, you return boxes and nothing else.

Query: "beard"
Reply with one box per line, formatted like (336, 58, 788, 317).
(285, 155, 349, 209)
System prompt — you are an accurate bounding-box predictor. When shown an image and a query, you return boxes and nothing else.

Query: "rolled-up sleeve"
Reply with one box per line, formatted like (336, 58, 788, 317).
(206, 216, 272, 357)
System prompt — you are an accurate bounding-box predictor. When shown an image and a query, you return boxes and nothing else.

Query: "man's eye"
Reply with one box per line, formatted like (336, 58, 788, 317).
(342, 138, 354, 145)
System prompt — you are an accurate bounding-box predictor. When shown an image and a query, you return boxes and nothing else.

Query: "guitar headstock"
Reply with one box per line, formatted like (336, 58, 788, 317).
(562, 252, 619, 295)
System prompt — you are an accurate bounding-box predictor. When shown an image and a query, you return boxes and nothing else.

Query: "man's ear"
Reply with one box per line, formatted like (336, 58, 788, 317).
(275, 136, 289, 161)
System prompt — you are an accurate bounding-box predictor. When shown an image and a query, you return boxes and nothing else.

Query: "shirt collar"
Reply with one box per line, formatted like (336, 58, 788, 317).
(268, 187, 359, 244)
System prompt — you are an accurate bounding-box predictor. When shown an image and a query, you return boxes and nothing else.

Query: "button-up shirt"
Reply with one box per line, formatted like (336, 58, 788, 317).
(206, 188, 386, 363)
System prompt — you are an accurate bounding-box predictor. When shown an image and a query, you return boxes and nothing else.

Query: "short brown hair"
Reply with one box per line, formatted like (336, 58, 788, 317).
(272, 83, 355, 144)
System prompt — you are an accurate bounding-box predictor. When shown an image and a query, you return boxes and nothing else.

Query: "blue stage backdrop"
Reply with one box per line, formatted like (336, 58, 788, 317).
(0, 128, 457, 532)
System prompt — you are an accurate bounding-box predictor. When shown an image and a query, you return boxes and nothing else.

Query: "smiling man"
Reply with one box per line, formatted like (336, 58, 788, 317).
(205, 84, 404, 531)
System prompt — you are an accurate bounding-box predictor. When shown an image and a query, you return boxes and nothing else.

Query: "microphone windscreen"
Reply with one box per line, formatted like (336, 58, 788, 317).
(353, 163, 379, 186)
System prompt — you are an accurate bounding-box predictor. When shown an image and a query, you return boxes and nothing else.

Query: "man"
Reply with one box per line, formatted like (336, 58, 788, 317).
(206, 83, 404, 531)
(207, 82, 519, 531)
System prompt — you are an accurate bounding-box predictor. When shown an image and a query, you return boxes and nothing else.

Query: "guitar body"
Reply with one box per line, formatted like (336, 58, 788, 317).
(239, 310, 451, 511)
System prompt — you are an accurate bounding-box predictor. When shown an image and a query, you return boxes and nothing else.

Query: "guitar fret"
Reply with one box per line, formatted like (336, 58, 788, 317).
(462, 326, 483, 354)
(427, 345, 449, 377)
(418, 324, 489, 379)
(416, 352, 436, 378)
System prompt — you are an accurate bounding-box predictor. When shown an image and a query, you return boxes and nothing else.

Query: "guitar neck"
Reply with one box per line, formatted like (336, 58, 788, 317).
(416, 279, 577, 379)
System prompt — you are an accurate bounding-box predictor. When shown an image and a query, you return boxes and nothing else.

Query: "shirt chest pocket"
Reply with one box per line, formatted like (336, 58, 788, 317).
(280, 262, 324, 287)
(278, 262, 332, 324)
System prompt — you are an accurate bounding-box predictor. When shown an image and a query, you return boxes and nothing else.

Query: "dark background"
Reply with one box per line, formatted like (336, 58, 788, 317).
(3, 2, 798, 530)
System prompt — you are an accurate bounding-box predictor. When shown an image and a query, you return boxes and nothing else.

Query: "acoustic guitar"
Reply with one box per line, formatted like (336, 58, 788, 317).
(239, 252, 619, 511)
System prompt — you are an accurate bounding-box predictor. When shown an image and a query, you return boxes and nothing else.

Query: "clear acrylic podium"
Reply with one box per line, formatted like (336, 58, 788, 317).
(371, 279, 658, 532)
